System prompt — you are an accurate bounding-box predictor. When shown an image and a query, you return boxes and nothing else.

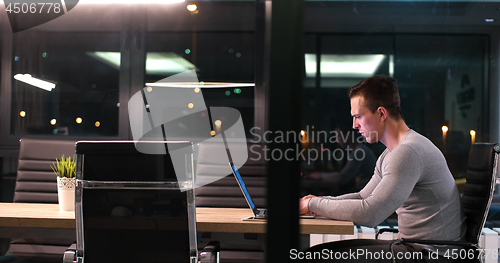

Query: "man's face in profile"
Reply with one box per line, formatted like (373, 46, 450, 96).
(350, 96, 381, 144)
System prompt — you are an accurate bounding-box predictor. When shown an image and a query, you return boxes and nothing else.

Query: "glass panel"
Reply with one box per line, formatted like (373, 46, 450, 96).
(394, 34, 489, 178)
(301, 33, 488, 196)
(145, 32, 255, 138)
(301, 35, 392, 196)
(11, 31, 121, 136)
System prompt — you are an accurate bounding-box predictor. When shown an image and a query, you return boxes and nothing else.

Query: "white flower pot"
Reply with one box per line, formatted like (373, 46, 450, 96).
(57, 177, 75, 211)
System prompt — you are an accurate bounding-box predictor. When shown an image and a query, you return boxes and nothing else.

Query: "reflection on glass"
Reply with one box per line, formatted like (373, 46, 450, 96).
(305, 54, 386, 78)
(146, 32, 255, 137)
(11, 32, 120, 136)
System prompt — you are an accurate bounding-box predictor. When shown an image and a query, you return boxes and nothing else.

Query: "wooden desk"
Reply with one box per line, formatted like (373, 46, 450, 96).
(0, 203, 353, 236)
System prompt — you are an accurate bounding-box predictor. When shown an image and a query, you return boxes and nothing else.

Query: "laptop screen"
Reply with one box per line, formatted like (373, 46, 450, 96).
(231, 165, 256, 211)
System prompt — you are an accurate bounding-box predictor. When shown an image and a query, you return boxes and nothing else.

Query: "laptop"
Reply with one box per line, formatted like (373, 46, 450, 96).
(229, 163, 315, 220)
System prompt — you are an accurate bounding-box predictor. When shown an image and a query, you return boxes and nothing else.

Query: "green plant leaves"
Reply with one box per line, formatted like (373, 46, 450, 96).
(51, 155, 76, 178)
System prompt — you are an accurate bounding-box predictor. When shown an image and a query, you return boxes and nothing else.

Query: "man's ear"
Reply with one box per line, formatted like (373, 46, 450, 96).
(377, 107, 388, 121)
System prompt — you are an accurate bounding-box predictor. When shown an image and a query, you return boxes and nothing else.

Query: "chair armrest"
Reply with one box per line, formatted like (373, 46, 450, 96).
(397, 239, 474, 247)
(199, 241, 220, 263)
(63, 243, 77, 263)
(375, 228, 399, 239)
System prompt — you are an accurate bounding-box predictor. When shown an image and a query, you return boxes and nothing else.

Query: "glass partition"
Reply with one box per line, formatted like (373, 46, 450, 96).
(11, 31, 121, 136)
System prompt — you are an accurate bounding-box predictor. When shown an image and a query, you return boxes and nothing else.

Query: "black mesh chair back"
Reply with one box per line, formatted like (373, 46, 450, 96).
(7, 138, 77, 262)
(462, 143, 500, 244)
(72, 141, 198, 263)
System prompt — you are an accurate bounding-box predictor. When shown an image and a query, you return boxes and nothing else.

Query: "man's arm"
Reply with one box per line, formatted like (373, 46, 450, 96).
(308, 145, 422, 227)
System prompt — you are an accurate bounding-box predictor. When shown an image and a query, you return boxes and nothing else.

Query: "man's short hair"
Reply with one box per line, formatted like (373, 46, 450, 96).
(348, 76, 403, 120)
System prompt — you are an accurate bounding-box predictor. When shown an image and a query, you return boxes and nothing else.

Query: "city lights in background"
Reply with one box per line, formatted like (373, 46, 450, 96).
(50, 119, 57, 125)
(19, 111, 26, 117)
(14, 74, 56, 91)
(76, 117, 83, 124)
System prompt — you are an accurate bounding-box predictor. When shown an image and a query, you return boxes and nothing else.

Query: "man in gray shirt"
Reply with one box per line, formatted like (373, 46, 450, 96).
(299, 76, 466, 262)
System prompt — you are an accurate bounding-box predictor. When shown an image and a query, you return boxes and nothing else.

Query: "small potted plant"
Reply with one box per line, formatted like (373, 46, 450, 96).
(51, 155, 76, 211)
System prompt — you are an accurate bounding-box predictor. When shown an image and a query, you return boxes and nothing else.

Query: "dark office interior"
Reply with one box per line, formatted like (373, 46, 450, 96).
(1, 0, 500, 262)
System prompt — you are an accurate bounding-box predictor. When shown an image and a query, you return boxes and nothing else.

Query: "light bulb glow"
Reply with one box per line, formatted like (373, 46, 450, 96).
(187, 4, 197, 11)
(301, 130, 305, 136)
(210, 131, 216, 136)
(194, 87, 200, 93)
(470, 130, 476, 136)
(442, 126, 448, 132)
(76, 117, 83, 124)
(147, 87, 152, 92)
(50, 119, 56, 125)
(214, 120, 222, 126)
(95, 121, 101, 127)
(14, 74, 55, 91)
(19, 111, 26, 117)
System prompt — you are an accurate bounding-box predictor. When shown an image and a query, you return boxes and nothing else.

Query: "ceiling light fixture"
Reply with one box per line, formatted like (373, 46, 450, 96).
(14, 74, 56, 91)
(305, 54, 386, 78)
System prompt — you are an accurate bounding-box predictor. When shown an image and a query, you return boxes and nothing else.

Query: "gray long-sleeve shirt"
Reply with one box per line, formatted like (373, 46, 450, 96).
(309, 129, 466, 240)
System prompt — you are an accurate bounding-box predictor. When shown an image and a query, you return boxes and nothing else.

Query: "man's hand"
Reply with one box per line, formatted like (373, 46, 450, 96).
(299, 195, 316, 215)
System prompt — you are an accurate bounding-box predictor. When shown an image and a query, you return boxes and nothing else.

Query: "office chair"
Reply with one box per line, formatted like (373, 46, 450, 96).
(63, 141, 219, 263)
(195, 142, 266, 263)
(376, 142, 500, 262)
(6, 138, 77, 262)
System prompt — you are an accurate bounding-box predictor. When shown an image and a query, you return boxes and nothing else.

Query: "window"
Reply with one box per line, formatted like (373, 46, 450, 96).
(11, 31, 121, 136)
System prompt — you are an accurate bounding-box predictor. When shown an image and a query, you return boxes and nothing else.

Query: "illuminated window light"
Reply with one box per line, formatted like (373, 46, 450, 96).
(14, 74, 55, 91)
(76, 117, 83, 124)
(50, 119, 57, 125)
(19, 111, 26, 117)
(305, 54, 386, 78)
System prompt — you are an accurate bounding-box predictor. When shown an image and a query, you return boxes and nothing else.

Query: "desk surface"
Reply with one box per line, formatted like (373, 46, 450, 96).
(0, 203, 353, 235)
